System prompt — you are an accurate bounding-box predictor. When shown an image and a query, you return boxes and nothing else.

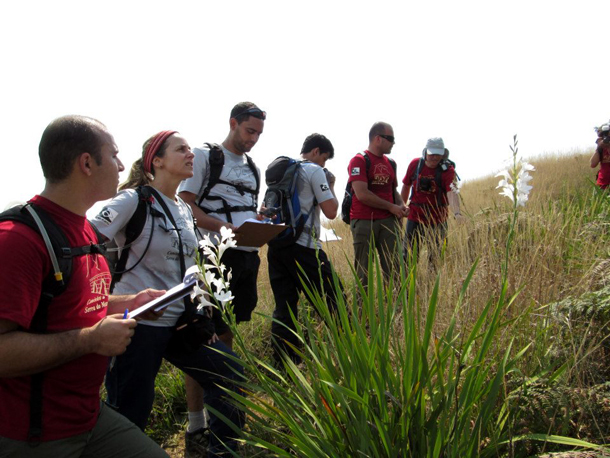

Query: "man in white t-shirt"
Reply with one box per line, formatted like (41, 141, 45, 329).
(179, 102, 265, 454)
(267, 133, 343, 365)
(179, 102, 265, 348)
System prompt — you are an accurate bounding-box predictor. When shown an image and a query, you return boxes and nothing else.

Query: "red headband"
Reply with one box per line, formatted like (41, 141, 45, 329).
(143, 130, 178, 174)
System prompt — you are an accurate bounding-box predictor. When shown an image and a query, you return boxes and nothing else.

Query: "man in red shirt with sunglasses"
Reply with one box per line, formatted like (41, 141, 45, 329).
(347, 122, 408, 287)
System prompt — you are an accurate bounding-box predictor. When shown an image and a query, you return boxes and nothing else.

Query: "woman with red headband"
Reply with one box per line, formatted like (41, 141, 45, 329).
(91, 131, 244, 457)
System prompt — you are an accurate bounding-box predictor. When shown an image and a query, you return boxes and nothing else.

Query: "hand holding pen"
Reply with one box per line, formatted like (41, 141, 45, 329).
(87, 308, 135, 361)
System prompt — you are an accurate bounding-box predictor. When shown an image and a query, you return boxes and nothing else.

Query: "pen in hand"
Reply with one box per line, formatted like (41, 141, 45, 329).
(109, 309, 129, 371)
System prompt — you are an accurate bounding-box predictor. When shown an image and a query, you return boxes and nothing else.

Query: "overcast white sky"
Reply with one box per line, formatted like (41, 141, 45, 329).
(0, 0, 607, 214)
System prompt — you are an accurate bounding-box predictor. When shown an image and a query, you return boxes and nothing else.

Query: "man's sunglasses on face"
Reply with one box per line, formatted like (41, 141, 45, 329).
(378, 134, 395, 143)
(234, 107, 267, 121)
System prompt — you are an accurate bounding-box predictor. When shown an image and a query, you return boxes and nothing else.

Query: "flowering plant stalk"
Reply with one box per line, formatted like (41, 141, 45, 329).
(190, 226, 235, 313)
(495, 135, 535, 280)
(495, 136, 535, 209)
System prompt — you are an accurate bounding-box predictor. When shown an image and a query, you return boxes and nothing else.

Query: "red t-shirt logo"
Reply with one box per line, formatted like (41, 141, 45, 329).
(372, 164, 391, 186)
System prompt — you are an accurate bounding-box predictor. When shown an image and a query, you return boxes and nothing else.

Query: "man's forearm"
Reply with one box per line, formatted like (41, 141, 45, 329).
(0, 325, 92, 378)
(591, 150, 601, 168)
(357, 188, 397, 211)
(394, 190, 404, 207)
(108, 293, 135, 315)
(329, 182, 337, 198)
(448, 191, 460, 215)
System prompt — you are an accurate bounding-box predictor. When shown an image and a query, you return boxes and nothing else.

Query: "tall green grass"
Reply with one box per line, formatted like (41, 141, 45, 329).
(215, 239, 605, 456)
(209, 143, 607, 457)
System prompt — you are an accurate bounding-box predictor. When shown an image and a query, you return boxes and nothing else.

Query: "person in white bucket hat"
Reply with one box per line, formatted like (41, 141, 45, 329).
(400, 137, 462, 268)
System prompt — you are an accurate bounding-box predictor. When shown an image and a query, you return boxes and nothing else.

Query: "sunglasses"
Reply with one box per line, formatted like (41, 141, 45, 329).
(378, 134, 395, 143)
(233, 107, 267, 121)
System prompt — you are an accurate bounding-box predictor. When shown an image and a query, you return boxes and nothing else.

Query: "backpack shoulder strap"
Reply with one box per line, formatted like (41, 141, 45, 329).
(177, 194, 203, 240)
(434, 164, 445, 206)
(409, 156, 426, 202)
(387, 157, 398, 204)
(88, 222, 105, 246)
(0, 204, 72, 296)
(146, 187, 198, 316)
(245, 153, 260, 196)
(362, 152, 372, 178)
(146, 187, 186, 277)
(411, 156, 425, 183)
(197, 143, 225, 207)
(111, 186, 160, 287)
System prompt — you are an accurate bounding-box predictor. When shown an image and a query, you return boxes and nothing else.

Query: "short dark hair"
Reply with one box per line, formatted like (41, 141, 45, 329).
(230, 101, 265, 124)
(301, 133, 334, 159)
(369, 122, 392, 142)
(39, 115, 107, 183)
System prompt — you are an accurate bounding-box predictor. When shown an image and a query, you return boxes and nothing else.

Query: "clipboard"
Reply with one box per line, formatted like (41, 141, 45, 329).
(233, 221, 287, 247)
(129, 265, 200, 318)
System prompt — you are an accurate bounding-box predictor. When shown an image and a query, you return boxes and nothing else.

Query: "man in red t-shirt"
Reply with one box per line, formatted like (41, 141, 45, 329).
(401, 137, 461, 267)
(590, 122, 610, 189)
(347, 122, 408, 286)
(0, 116, 168, 457)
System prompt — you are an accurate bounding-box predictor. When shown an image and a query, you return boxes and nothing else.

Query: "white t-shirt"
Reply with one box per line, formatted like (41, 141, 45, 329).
(296, 161, 336, 249)
(91, 188, 199, 327)
(178, 144, 260, 252)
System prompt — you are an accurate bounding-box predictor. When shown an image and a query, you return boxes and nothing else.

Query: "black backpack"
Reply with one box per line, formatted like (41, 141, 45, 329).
(0, 202, 106, 442)
(196, 143, 260, 224)
(341, 152, 397, 224)
(263, 156, 313, 248)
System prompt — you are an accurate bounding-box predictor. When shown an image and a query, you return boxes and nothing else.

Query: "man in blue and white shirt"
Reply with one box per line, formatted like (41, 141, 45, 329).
(268, 133, 343, 365)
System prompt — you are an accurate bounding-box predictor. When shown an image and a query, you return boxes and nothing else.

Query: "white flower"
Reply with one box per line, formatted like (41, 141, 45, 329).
(495, 170, 510, 181)
(196, 294, 216, 309)
(496, 140, 535, 207)
(204, 270, 224, 293)
(199, 239, 216, 259)
(498, 186, 515, 202)
(213, 289, 234, 305)
(217, 235, 237, 260)
(219, 226, 234, 242)
(190, 282, 205, 302)
(520, 162, 535, 173)
(199, 234, 214, 249)
(193, 228, 236, 313)
(516, 192, 529, 207)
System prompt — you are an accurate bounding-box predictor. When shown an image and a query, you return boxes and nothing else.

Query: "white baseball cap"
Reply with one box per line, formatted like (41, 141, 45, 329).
(426, 137, 445, 156)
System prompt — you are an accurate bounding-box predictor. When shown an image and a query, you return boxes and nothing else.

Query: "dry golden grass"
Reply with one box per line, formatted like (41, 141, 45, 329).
(460, 150, 596, 213)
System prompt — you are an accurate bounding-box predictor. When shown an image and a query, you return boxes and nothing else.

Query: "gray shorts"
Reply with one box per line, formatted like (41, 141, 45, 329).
(0, 402, 168, 458)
